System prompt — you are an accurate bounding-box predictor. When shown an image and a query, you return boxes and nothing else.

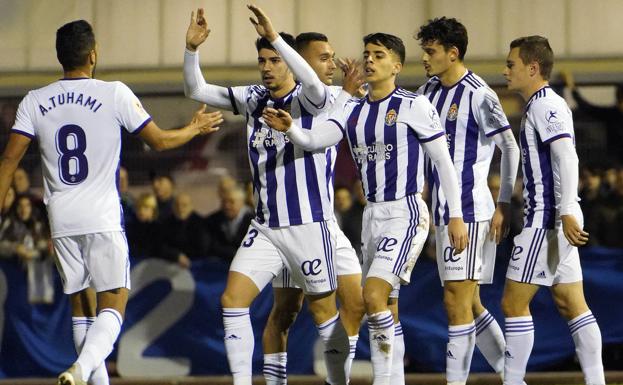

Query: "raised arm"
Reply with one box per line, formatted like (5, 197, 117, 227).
(550, 137, 588, 246)
(184, 8, 235, 110)
(422, 136, 467, 254)
(262, 108, 343, 151)
(139, 105, 223, 151)
(247, 4, 326, 106)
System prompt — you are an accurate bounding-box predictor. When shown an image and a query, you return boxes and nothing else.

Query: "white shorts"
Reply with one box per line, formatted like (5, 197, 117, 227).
(272, 220, 361, 289)
(436, 221, 496, 285)
(53, 231, 131, 295)
(505, 226, 583, 286)
(230, 219, 337, 295)
(361, 194, 429, 298)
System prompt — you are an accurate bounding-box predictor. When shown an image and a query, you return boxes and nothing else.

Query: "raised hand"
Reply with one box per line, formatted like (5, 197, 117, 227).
(191, 105, 224, 134)
(262, 107, 292, 132)
(186, 8, 211, 51)
(247, 4, 278, 41)
(338, 58, 365, 97)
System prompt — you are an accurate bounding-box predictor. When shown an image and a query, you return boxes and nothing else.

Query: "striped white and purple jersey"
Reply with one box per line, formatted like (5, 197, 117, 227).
(227, 83, 336, 227)
(519, 86, 579, 229)
(329, 87, 445, 202)
(11, 79, 151, 237)
(419, 71, 511, 226)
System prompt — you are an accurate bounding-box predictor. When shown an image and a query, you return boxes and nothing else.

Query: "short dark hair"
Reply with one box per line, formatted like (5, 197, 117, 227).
(256, 32, 296, 52)
(295, 32, 328, 53)
(510, 35, 554, 80)
(56, 20, 96, 71)
(416, 17, 468, 60)
(363, 33, 405, 65)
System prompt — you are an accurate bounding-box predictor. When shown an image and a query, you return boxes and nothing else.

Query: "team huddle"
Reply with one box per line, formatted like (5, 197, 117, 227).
(0, 4, 605, 385)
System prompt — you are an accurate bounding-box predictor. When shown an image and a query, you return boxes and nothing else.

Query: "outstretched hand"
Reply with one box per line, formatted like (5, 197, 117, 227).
(338, 58, 365, 97)
(247, 4, 278, 41)
(186, 8, 211, 51)
(262, 107, 292, 132)
(191, 104, 223, 134)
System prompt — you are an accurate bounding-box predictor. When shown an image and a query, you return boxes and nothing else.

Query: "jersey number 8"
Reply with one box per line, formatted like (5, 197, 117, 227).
(56, 124, 89, 185)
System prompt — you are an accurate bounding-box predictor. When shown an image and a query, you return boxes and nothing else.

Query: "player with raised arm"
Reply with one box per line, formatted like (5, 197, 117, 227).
(261, 32, 365, 385)
(415, 18, 520, 384)
(184, 6, 351, 385)
(501, 36, 605, 385)
(263, 33, 468, 385)
(0, 20, 222, 385)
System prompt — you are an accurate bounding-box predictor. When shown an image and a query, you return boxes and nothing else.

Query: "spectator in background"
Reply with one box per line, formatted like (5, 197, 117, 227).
(118, 166, 135, 224)
(0, 195, 54, 303)
(333, 186, 353, 229)
(205, 185, 253, 262)
(152, 173, 175, 222)
(160, 193, 209, 268)
(595, 168, 623, 248)
(12, 167, 45, 219)
(126, 193, 161, 259)
(244, 180, 255, 210)
(579, 165, 608, 246)
(217, 174, 238, 198)
(561, 71, 623, 164)
(2, 186, 15, 217)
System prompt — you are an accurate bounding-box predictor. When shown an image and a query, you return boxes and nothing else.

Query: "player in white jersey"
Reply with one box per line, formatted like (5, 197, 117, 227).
(0, 20, 222, 385)
(501, 36, 605, 385)
(261, 32, 365, 385)
(263, 33, 468, 385)
(184, 7, 351, 385)
(415, 18, 521, 385)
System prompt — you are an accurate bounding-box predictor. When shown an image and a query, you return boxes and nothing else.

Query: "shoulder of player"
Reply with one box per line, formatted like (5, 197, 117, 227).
(460, 71, 489, 93)
(394, 87, 420, 100)
(529, 89, 567, 114)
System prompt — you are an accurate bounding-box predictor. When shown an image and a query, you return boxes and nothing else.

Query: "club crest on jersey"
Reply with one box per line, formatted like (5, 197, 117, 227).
(385, 109, 397, 126)
(446, 103, 458, 121)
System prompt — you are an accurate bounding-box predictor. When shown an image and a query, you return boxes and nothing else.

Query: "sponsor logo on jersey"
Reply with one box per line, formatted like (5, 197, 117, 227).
(352, 142, 394, 163)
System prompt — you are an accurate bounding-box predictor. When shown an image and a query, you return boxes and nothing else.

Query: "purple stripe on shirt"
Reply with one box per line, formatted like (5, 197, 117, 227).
(536, 132, 556, 229)
(542, 133, 572, 144)
(10, 129, 35, 139)
(486, 125, 511, 137)
(383, 96, 402, 201)
(461, 92, 478, 223)
(364, 102, 380, 202)
(249, 97, 269, 224)
(132, 117, 152, 135)
(520, 128, 537, 227)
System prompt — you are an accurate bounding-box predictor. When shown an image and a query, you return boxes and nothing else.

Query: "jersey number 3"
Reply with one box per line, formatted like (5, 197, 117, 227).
(56, 124, 89, 185)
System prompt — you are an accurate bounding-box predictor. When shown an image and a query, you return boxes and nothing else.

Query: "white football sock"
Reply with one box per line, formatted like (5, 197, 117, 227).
(316, 313, 349, 385)
(503, 316, 534, 385)
(76, 309, 122, 382)
(263, 352, 287, 385)
(568, 311, 605, 385)
(223, 308, 254, 385)
(446, 322, 476, 382)
(72, 317, 109, 385)
(368, 311, 394, 385)
(345, 335, 359, 382)
(475, 309, 505, 374)
(390, 322, 405, 385)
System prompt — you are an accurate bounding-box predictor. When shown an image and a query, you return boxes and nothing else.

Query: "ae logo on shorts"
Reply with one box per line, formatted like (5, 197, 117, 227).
(301, 259, 322, 276)
(376, 237, 398, 252)
(443, 246, 460, 263)
(511, 245, 523, 261)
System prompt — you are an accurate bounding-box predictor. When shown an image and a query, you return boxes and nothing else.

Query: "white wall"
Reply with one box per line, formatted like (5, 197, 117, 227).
(0, 0, 621, 71)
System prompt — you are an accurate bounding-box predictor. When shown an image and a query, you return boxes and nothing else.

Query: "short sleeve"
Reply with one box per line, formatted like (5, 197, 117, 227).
(227, 85, 253, 116)
(114, 82, 152, 135)
(531, 99, 574, 144)
(401, 96, 445, 143)
(11, 93, 36, 139)
(474, 87, 511, 137)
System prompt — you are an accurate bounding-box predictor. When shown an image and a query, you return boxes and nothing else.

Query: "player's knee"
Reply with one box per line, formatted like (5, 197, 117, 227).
(341, 296, 366, 324)
(220, 290, 239, 308)
(552, 293, 587, 320)
(362, 288, 386, 314)
(268, 304, 301, 331)
(501, 294, 527, 317)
